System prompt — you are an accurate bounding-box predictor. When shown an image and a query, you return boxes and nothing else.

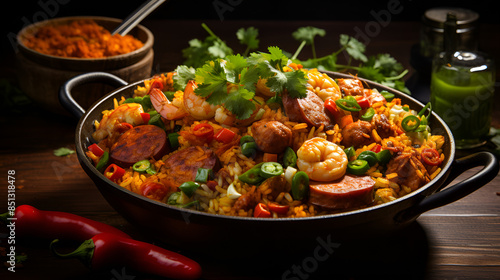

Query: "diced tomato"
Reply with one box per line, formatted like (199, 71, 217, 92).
(354, 96, 371, 109)
(215, 128, 236, 144)
(206, 180, 218, 191)
(140, 113, 151, 124)
(267, 202, 289, 215)
(104, 164, 125, 182)
(324, 98, 343, 120)
(421, 148, 442, 166)
(254, 203, 271, 218)
(371, 144, 382, 153)
(141, 181, 169, 201)
(88, 143, 104, 157)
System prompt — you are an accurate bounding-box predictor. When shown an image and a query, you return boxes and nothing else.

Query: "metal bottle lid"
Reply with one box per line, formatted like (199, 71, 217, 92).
(423, 7, 479, 30)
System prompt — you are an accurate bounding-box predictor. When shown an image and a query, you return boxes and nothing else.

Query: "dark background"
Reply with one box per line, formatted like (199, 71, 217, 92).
(1, 0, 498, 55)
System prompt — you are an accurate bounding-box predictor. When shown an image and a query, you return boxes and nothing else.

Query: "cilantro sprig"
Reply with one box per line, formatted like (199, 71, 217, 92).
(190, 48, 307, 120)
(181, 24, 410, 94)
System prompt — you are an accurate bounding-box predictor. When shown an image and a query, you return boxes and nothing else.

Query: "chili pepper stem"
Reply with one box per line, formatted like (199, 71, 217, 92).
(0, 211, 12, 224)
(50, 239, 95, 268)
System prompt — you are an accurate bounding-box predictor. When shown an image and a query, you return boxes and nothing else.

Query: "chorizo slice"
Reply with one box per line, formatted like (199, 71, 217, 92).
(251, 120, 292, 154)
(282, 90, 333, 130)
(161, 146, 218, 189)
(309, 174, 375, 209)
(110, 125, 169, 167)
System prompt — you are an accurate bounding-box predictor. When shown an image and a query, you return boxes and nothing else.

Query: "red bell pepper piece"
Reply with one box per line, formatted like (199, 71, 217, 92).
(371, 144, 382, 153)
(254, 203, 272, 218)
(88, 143, 104, 157)
(324, 98, 343, 121)
(141, 112, 151, 123)
(0, 205, 130, 241)
(104, 164, 125, 182)
(50, 232, 202, 280)
(214, 128, 236, 144)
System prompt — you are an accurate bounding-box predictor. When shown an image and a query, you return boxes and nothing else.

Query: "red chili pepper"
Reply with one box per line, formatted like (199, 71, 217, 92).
(104, 164, 126, 182)
(0, 205, 130, 241)
(141, 181, 169, 201)
(192, 123, 214, 142)
(214, 128, 236, 144)
(115, 122, 133, 133)
(254, 203, 271, 218)
(141, 112, 151, 124)
(50, 232, 202, 280)
(88, 143, 104, 157)
(421, 148, 442, 166)
(267, 202, 289, 215)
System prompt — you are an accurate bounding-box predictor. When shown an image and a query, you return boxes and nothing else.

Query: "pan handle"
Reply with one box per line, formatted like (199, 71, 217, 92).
(59, 72, 128, 118)
(395, 151, 499, 223)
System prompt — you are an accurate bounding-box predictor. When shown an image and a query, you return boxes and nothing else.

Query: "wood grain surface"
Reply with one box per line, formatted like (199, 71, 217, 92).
(1, 19, 499, 280)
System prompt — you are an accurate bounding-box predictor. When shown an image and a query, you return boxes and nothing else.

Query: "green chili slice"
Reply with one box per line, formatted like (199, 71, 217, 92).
(344, 146, 356, 159)
(357, 151, 378, 167)
(380, 90, 395, 102)
(168, 132, 180, 150)
(195, 168, 213, 183)
(376, 149, 392, 166)
(347, 159, 370, 175)
(401, 115, 421, 132)
(96, 151, 109, 171)
(167, 192, 181, 205)
(148, 113, 166, 130)
(360, 107, 375, 121)
(146, 166, 157, 175)
(241, 142, 257, 158)
(132, 160, 151, 172)
(417, 102, 432, 118)
(283, 147, 297, 168)
(240, 135, 255, 145)
(335, 98, 361, 112)
(259, 162, 284, 179)
(239, 162, 265, 185)
(291, 171, 309, 200)
(179, 181, 200, 198)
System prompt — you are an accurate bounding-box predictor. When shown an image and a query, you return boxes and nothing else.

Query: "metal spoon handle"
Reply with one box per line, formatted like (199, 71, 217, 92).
(112, 0, 166, 36)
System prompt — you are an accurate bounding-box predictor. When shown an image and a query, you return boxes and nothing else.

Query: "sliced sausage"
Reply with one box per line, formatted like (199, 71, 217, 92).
(110, 125, 169, 167)
(160, 146, 218, 189)
(251, 120, 292, 154)
(341, 120, 372, 148)
(337, 78, 364, 96)
(309, 174, 375, 209)
(282, 90, 333, 129)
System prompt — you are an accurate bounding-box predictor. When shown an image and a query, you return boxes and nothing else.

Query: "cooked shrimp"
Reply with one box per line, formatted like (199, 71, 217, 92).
(183, 80, 218, 120)
(255, 78, 275, 97)
(149, 87, 188, 120)
(306, 69, 341, 101)
(92, 103, 144, 141)
(296, 137, 348, 181)
(214, 105, 262, 127)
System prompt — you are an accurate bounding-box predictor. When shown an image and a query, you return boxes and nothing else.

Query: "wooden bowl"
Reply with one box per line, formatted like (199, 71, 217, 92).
(15, 16, 154, 115)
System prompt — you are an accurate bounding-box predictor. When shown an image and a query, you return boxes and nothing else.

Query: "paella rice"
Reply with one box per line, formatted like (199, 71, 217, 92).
(86, 51, 445, 218)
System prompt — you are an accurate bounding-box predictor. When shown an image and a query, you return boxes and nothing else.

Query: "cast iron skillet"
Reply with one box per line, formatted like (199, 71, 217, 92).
(60, 71, 499, 255)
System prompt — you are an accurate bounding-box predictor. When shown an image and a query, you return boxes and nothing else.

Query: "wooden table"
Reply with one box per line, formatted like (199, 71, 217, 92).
(1, 19, 499, 280)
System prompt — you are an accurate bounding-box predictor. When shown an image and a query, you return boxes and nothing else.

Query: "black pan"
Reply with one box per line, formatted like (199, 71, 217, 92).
(60, 71, 499, 256)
